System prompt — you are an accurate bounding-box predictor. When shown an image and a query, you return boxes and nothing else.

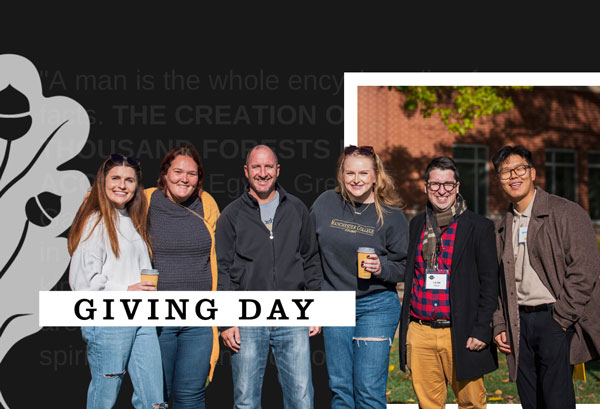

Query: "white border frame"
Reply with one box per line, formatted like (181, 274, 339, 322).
(343, 72, 600, 409)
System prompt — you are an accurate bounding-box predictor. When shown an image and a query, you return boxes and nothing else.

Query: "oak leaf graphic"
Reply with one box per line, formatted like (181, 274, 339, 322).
(0, 54, 90, 408)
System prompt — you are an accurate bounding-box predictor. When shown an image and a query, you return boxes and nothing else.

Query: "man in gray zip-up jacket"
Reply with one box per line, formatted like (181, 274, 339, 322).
(216, 145, 322, 409)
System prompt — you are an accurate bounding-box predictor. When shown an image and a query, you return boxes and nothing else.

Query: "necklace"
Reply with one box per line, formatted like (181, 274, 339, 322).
(354, 202, 373, 215)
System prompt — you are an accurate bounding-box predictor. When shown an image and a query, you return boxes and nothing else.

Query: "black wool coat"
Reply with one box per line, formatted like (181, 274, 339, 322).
(398, 210, 499, 381)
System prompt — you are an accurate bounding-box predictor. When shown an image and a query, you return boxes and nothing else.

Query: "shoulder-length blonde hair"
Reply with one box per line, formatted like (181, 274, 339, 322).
(67, 155, 149, 258)
(335, 146, 404, 227)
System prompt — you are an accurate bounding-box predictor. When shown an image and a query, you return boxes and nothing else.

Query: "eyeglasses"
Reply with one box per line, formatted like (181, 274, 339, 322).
(497, 164, 531, 180)
(344, 145, 375, 156)
(426, 182, 457, 192)
(109, 153, 140, 167)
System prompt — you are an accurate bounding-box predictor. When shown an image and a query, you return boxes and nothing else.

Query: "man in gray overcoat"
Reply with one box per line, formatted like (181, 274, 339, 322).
(492, 145, 600, 409)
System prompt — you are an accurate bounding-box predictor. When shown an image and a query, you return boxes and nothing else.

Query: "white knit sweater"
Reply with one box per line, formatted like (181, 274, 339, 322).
(69, 209, 152, 291)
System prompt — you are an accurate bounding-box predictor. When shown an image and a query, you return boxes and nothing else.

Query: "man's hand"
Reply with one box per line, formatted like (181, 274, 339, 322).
(494, 331, 512, 354)
(309, 326, 321, 337)
(221, 326, 241, 352)
(466, 336, 487, 351)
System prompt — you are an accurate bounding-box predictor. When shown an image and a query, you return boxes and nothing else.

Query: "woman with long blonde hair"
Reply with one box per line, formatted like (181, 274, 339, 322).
(310, 145, 408, 408)
(68, 154, 165, 409)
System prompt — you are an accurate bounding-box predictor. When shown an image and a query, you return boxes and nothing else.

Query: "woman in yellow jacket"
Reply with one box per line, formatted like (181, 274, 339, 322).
(145, 144, 219, 409)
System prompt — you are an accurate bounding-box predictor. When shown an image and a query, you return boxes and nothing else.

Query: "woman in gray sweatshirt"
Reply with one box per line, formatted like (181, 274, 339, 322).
(310, 145, 408, 409)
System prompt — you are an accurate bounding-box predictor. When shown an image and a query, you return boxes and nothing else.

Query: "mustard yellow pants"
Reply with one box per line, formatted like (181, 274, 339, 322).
(406, 321, 487, 409)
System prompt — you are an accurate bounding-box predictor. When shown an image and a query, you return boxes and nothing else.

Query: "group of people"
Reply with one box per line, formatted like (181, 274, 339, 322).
(68, 145, 220, 409)
(67, 142, 600, 409)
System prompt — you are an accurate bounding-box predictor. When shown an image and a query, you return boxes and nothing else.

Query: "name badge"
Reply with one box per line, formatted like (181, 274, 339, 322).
(519, 226, 528, 244)
(425, 269, 448, 290)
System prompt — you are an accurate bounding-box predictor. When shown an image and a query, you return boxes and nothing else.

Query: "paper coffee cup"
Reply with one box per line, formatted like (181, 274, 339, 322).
(140, 268, 159, 286)
(357, 247, 375, 279)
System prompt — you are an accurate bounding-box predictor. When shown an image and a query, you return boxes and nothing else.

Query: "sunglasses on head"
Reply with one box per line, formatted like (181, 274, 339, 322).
(344, 145, 375, 156)
(109, 153, 140, 167)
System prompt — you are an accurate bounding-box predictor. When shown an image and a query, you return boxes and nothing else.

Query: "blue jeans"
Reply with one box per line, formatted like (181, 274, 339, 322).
(323, 290, 401, 409)
(157, 326, 213, 409)
(231, 326, 313, 409)
(81, 326, 165, 409)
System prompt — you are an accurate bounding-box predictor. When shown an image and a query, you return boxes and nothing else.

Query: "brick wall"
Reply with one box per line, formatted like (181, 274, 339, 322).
(357, 86, 600, 233)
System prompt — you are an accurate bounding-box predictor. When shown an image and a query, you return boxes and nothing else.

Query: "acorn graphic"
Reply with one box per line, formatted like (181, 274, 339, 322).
(25, 192, 61, 227)
(0, 191, 61, 280)
(0, 84, 32, 141)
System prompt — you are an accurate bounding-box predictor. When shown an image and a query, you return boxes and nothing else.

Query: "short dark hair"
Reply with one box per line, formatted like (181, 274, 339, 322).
(492, 145, 533, 172)
(425, 156, 459, 182)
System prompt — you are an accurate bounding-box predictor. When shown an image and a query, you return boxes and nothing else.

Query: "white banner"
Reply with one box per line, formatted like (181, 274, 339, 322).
(39, 291, 355, 327)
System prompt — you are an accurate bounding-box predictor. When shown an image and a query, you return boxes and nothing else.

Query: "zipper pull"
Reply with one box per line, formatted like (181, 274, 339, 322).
(269, 230, 274, 240)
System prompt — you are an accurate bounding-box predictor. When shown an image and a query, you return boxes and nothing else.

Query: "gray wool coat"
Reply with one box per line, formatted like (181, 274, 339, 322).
(492, 187, 600, 381)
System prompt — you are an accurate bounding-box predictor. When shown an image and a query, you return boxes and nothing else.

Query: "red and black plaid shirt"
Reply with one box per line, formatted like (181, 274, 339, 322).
(410, 219, 458, 321)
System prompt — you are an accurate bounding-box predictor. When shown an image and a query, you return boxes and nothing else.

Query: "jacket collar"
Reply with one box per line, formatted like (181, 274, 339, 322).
(497, 187, 553, 295)
(497, 186, 548, 235)
(242, 183, 287, 208)
(525, 187, 549, 256)
(451, 210, 472, 273)
(530, 187, 550, 218)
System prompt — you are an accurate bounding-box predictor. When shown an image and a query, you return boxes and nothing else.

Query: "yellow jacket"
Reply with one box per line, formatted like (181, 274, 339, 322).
(144, 187, 220, 382)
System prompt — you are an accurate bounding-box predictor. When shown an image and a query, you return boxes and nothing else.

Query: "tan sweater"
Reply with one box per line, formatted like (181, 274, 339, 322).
(511, 191, 555, 306)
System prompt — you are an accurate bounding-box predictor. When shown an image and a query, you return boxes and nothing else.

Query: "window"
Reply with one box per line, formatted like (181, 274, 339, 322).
(589, 151, 600, 220)
(545, 149, 576, 202)
(453, 144, 488, 215)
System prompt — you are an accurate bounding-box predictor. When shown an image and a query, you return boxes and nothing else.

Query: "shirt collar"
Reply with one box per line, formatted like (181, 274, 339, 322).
(513, 189, 536, 218)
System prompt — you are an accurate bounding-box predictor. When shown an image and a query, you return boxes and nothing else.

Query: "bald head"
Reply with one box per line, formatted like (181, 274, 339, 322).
(244, 145, 280, 204)
(245, 145, 278, 167)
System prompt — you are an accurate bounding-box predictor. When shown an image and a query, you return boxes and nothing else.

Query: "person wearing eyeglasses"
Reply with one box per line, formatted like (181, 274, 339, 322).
(310, 145, 408, 408)
(398, 156, 498, 409)
(491, 146, 600, 409)
(145, 144, 220, 409)
(68, 154, 166, 408)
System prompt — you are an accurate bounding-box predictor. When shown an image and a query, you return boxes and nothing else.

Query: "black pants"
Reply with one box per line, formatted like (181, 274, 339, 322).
(517, 307, 575, 409)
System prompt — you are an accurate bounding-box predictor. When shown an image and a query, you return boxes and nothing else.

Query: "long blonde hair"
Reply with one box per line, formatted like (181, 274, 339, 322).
(335, 147, 405, 227)
(67, 156, 149, 258)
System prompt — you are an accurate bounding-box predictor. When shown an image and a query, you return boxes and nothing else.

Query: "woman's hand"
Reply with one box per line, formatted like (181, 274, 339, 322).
(127, 281, 157, 291)
(361, 254, 382, 276)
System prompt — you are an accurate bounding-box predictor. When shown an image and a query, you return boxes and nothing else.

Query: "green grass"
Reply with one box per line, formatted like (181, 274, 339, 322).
(386, 335, 600, 404)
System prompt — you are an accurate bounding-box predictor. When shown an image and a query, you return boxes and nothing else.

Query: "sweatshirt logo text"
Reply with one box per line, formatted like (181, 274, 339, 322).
(330, 219, 375, 236)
